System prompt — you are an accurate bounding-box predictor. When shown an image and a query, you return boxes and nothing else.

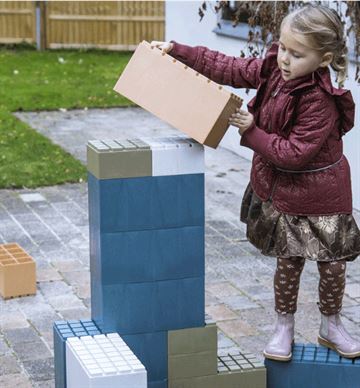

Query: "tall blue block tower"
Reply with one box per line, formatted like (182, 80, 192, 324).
(87, 136, 205, 387)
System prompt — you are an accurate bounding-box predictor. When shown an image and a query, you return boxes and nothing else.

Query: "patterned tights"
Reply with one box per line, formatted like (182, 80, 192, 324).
(274, 256, 346, 316)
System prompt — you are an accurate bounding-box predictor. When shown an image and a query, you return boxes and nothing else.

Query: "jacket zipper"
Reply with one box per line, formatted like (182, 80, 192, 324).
(268, 84, 282, 199)
(269, 176, 278, 201)
(268, 85, 282, 132)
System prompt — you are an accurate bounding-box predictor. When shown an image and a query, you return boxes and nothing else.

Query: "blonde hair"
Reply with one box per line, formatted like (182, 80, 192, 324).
(281, 3, 348, 88)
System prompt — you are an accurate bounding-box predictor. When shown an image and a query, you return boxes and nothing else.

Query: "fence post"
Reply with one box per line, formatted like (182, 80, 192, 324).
(35, 0, 46, 50)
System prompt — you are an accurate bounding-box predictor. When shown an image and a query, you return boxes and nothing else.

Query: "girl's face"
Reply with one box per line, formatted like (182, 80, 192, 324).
(277, 22, 331, 81)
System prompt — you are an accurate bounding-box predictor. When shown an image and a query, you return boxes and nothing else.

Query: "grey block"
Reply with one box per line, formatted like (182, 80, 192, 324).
(87, 139, 152, 179)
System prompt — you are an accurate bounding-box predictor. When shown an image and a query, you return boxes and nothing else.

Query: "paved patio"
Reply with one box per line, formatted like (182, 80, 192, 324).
(0, 107, 359, 386)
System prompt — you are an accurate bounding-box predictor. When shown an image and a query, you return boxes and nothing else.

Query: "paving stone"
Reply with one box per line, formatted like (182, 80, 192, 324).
(28, 311, 62, 333)
(345, 282, 360, 298)
(205, 304, 238, 321)
(0, 310, 29, 330)
(36, 267, 63, 282)
(38, 280, 72, 298)
(23, 358, 54, 382)
(61, 270, 89, 287)
(19, 193, 46, 203)
(217, 318, 258, 338)
(0, 373, 32, 388)
(341, 305, 360, 323)
(73, 283, 91, 300)
(12, 340, 52, 361)
(0, 337, 11, 355)
(46, 293, 85, 311)
(240, 284, 274, 301)
(34, 380, 55, 388)
(58, 307, 90, 321)
(40, 330, 55, 351)
(0, 354, 21, 375)
(222, 294, 260, 311)
(205, 290, 219, 306)
(206, 281, 241, 298)
(3, 326, 39, 345)
(218, 330, 238, 349)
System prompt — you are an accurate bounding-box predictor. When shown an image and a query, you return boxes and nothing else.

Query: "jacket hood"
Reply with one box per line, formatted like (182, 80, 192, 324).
(262, 41, 355, 135)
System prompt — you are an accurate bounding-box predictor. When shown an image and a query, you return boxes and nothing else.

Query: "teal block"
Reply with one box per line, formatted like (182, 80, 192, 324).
(92, 277, 205, 335)
(88, 172, 204, 233)
(266, 343, 360, 388)
(94, 226, 204, 284)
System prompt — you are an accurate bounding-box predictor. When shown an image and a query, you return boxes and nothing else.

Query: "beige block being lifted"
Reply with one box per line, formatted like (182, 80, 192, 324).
(113, 41, 243, 149)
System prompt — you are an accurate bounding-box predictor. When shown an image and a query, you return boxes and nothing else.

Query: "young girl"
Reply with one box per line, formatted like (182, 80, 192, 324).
(151, 3, 360, 361)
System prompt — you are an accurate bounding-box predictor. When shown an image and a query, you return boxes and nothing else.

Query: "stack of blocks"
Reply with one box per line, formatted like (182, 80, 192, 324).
(53, 135, 267, 387)
(85, 135, 266, 388)
(0, 243, 36, 299)
(265, 343, 360, 388)
(87, 136, 206, 387)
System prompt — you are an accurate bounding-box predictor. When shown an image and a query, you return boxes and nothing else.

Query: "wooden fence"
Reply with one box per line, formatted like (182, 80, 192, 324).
(0, 1, 36, 44)
(0, 1, 165, 50)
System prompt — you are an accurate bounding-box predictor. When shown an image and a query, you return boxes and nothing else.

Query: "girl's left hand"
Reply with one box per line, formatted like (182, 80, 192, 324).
(229, 108, 254, 135)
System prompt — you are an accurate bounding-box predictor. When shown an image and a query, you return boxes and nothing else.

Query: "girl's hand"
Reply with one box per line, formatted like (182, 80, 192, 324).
(229, 108, 254, 135)
(150, 41, 174, 53)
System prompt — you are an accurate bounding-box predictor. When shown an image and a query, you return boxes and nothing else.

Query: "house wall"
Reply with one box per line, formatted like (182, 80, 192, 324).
(165, 1, 360, 211)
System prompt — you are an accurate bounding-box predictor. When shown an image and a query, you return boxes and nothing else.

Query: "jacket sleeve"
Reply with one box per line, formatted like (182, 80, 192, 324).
(240, 89, 337, 169)
(168, 40, 264, 89)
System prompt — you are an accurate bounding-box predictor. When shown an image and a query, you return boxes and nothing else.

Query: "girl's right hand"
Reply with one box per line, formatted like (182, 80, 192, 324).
(150, 41, 174, 53)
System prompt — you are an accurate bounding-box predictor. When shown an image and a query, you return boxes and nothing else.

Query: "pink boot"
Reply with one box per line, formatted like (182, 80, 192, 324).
(318, 313, 360, 359)
(263, 312, 295, 361)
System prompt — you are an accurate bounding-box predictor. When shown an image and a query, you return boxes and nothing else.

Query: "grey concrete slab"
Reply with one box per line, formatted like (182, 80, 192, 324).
(0, 106, 356, 385)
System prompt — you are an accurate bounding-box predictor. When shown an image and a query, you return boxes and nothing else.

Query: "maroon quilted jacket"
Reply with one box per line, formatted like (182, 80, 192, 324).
(169, 40, 356, 215)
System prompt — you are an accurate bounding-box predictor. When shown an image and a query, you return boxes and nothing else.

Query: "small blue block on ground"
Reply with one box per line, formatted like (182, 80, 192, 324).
(53, 319, 101, 388)
(265, 343, 360, 388)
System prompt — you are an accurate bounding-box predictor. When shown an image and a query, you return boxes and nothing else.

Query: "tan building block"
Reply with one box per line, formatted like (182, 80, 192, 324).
(113, 41, 243, 149)
(0, 243, 36, 299)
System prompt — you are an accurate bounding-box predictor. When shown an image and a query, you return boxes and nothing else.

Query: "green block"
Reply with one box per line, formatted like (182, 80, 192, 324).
(168, 323, 217, 355)
(217, 368, 266, 388)
(87, 139, 152, 179)
(169, 350, 217, 380)
(169, 350, 266, 388)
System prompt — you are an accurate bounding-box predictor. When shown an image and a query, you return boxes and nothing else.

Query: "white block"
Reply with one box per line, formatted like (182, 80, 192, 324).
(142, 135, 205, 176)
(66, 334, 147, 388)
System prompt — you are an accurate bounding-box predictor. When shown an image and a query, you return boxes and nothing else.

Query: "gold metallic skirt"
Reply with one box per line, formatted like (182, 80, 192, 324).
(240, 183, 360, 262)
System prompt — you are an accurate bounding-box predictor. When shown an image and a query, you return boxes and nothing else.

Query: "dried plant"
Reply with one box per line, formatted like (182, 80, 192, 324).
(199, 1, 360, 85)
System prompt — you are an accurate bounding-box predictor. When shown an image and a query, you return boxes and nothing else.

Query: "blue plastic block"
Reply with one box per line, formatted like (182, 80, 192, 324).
(123, 331, 168, 382)
(91, 226, 204, 284)
(92, 277, 205, 335)
(148, 379, 168, 388)
(266, 343, 360, 388)
(53, 320, 101, 388)
(88, 172, 204, 232)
